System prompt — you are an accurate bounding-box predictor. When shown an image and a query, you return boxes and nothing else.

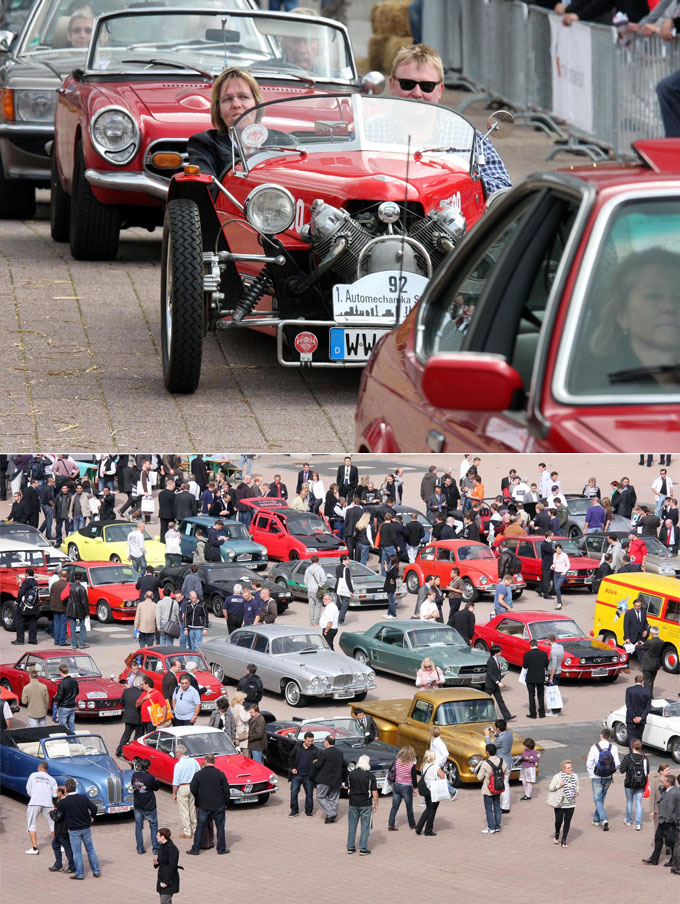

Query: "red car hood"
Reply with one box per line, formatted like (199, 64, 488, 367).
(127, 82, 212, 125)
(194, 671, 223, 696)
(547, 409, 680, 452)
(90, 582, 137, 602)
(204, 753, 273, 785)
(73, 676, 122, 699)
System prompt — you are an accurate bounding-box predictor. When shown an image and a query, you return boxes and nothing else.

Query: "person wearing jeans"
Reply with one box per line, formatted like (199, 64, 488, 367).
(551, 544, 570, 611)
(346, 756, 378, 854)
(478, 745, 508, 834)
(54, 662, 78, 733)
(619, 740, 649, 829)
(288, 731, 316, 817)
(132, 759, 160, 855)
(383, 555, 399, 618)
(60, 778, 100, 879)
(586, 728, 620, 829)
(387, 748, 418, 830)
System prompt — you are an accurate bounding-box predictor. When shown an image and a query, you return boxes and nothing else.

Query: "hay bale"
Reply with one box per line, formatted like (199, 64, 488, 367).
(382, 34, 414, 72)
(371, 1, 412, 38)
(368, 35, 385, 72)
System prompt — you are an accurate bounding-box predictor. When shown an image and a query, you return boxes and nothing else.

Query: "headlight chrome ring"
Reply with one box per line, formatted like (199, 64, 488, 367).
(90, 106, 140, 166)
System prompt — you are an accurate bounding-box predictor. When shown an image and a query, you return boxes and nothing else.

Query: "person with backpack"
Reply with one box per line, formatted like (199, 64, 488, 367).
(619, 738, 650, 830)
(586, 727, 620, 831)
(12, 568, 41, 645)
(478, 743, 508, 834)
(548, 760, 580, 847)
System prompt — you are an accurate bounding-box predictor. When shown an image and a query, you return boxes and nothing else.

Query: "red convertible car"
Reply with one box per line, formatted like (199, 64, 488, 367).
(403, 539, 525, 603)
(355, 140, 680, 452)
(122, 725, 278, 804)
(118, 647, 226, 712)
(243, 499, 347, 561)
(62, 560, 139, 623)
(491, 536, 599, 591)
(472, 611, 628, 681)
(0, 650, 123, 717)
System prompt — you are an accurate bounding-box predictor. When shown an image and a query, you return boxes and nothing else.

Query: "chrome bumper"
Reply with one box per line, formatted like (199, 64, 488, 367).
(85, 168, 169, 200)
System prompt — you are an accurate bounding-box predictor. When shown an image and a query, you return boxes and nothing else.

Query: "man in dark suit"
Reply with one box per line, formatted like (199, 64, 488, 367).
(343, 497, 364, 561)
(625, 674, 652, 748)
(453, 602, 475, 645)
(312, 735, 344, 824)
(623, 598, 650, 667)
(190, 455, 210, 493)
(659, 518, 678, 553)
(641, 627, 664, 697)
(22, 479, 41, 528)
(426, 486, 447, 520)
(484, 644, 514, 721)
(522, 639, 548, 719)
(336, 456, 358, 500)
(537, 532, 555, 599)
(296, 463, 312, 495)
(187, 754, 230, 855)
(174, 484, 198, 522)
(352, 708, 377, 743)
(158, 479, 177, 542)
(136, 566, 161, 602)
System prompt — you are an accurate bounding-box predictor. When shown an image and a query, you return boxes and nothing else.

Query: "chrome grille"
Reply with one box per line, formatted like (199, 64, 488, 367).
(332, 674, 354, 691)
(459, 665, 486, 675)
(106, 776, 122, 804)
(372, 770, 388, 785)
(143, 138, 189, 181)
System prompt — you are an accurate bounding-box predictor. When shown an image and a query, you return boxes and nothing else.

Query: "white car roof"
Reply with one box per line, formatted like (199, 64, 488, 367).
(0, 538, 47, 552)
(161, 725, 223, 738)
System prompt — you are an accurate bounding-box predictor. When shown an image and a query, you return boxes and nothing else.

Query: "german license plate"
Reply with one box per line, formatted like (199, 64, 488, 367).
(329, 328, 391, 361)
(100, 709, 122, 717)
(234, 795, 257, 804)
(591, 668, 608, 677)
(333, 691, 355, 699)
(201, 701, 217, 710)
(107, 805, 132, 813)
(371, 593, 386, 600)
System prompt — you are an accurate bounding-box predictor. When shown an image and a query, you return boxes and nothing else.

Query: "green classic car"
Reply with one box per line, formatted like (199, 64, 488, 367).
(338, 621, 506, 686)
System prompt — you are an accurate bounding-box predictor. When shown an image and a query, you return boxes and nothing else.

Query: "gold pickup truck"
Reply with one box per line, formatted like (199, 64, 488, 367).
(349, 688, 536, 786)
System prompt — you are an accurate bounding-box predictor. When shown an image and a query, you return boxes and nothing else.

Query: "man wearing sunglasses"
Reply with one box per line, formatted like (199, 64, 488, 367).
(389, 44, 512, 197)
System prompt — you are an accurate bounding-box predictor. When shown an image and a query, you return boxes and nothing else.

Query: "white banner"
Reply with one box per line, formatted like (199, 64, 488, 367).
(549, 17, 593, 135)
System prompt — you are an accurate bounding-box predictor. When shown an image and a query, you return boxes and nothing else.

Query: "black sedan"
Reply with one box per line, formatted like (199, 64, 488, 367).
(265, 717, 397, 789)
(158, 563, 292, 617)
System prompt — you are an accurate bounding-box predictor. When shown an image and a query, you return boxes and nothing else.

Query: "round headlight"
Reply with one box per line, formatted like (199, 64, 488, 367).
(87, 700, 95, 709)
(268, 773, 278, 784)
(580, 658, 586, 664)
(77, 700, 86, 709)
(619, 654, 627, 662)
(321, 676, 332, 687)
(310, 677, 321, 688)
(245, 184, 295, 235)
(346, 761, 356, 772)
(479, 576, 488, 585)
(226, 549, 235, 559)
(368, 671, 376, 683)
(126, 782, 134, 794)
(15, 89, 57, 123)
(444, 666, 454, 674)
(563, 658, 572, 666)
(87, 784, 98, 797)
(90, 107, 139, 165)
(468, 755, 482, 766)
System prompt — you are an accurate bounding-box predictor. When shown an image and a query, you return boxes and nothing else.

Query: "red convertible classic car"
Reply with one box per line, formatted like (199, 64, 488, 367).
(355, 141, 680, 452)
(491, 536, 599, 592)
(118, 648, 226, 712)
(62, 561, 139, 623)
(122, 725, 278, 804)
(0, 650, 123, 717)
(472, 611, 628, 681)
(403, 539, 525, 603)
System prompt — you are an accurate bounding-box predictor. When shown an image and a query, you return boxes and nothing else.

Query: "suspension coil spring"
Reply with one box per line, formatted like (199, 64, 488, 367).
(232, 266, 272, 323)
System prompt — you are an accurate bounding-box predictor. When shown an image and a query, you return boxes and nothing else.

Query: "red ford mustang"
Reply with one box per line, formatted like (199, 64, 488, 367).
(355, 140, 680, 452)
(403, 539, 525, 603)
(491, 536, 599, 591)
(118, 648, 226, 712)
(0, 650, 123, 717)
(63, 561, 139, 623)
(123, 725, 278, 804)
(472, 611, 628, 681)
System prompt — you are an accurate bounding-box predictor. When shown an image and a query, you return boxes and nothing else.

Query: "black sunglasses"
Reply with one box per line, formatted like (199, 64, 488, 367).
(396, 78, 440, 93)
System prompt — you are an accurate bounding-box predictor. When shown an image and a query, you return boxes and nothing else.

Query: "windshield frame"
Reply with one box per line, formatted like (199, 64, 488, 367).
(270, 633, 328, 655)
(182, 731, 238, 757)
(47, 655, 101, 679)
(406, 626, 467, 648)
(528, 619, 584, 641)
(44, 734, 108, 758)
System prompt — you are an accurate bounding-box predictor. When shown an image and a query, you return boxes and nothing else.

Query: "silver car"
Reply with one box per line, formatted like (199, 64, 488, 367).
(200, 624, 376, 708)
(564, 496, 631, 539)
(267, 557, 407, 608)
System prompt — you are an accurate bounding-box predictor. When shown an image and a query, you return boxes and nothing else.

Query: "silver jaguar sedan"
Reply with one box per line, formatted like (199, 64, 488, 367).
(200, 624, 376, 707)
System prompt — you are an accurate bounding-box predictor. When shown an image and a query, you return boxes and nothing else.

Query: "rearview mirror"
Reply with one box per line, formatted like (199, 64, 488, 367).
(422, 353, 524, 411)
(203, 28, 241, 43)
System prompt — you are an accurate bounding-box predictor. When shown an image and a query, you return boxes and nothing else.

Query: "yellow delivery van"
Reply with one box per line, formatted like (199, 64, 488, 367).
(593, 573, 680, 674)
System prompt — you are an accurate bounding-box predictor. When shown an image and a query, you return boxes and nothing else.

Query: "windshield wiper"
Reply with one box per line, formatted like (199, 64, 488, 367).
(608, 364, 680, 384)
(251, 67, 315, 88)
(298, 648, 318, 654)
(121, 58, 212, 78)
(415, 145, 471, 156)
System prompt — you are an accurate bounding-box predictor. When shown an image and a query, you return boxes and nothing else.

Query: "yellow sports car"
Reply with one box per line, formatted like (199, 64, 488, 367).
(61, 521, 166, 570)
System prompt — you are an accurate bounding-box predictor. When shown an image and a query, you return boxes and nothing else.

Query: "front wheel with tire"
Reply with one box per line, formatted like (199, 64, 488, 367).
(109, 554, 121, 563)
(353, 691, 367, 702)
(662, 644, 679, 674)
(0, 150, 35, 219)
(67, 543, 80, 561)
(474, 640, 489, 652)
(0, 603, 15, 632)
(69, 142, 120, 260)
(353, 649, 370, 665)
(613, 721, 628, 746)
(289, 551, 299, 561)
(461, 578, 478, 603)
(160, 198, 204, 393)
(513, 589, 524, 601)
(96, 600, 112, 623)
(255, 793, 270, 806)
(283, 680, 306, 707)
(600, 631, 618, 647)
(444, 760, 460, 787)
(599, 671, 619, 683)
(405, 571, 420, 594)
(670, 737, 680, 764)
(211, 595, 224, 618)
(568, 524, 582, 540)
(50, 150, 70, 241)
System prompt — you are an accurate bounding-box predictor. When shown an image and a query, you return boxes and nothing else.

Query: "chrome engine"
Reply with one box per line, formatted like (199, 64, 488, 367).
(301, 198, 466, 282)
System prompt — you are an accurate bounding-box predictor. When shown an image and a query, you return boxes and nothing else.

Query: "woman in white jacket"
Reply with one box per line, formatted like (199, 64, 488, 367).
(309, 471, 325, 514)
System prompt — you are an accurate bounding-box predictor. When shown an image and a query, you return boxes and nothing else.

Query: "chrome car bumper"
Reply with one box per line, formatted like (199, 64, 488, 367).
(85, 168, 169, 200)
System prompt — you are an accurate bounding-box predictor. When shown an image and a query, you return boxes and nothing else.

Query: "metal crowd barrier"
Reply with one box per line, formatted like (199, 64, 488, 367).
(423, 0, 679, 159)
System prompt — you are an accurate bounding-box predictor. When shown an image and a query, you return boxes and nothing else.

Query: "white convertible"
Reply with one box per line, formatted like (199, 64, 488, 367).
(603, 699, 680, 763)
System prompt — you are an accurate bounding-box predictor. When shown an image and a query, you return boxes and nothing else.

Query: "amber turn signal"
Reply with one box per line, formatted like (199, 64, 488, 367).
(152, 152, 182, 169)
(1, 88, 14, 122)
(183, 163, 201, 175)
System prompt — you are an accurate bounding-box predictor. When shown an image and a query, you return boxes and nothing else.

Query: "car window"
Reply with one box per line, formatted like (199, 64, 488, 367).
(636, 592, 664, 618)
(252, 635, 268, 654)
(583, 537, 602, 555)
(25, 656, 46, 676)
(495, 618, 524, 637)
(411, 699, 433, 723)
(180, 522, 194, 537)
(563, 196, 680, 399)
(665, 599, 680, 623)
(232, 631, 254, 648)
(436, 548, 454, 563)
(516, 541, 534, 558)
(144, 656, 162, 673)
(82, 524, 99, 538)
(420, 547, 435, 561)
(157, 733, 175, 756)
(434, 699, 496, 725)
(378, 628, 404, 647)
(144, 732, 159, 749)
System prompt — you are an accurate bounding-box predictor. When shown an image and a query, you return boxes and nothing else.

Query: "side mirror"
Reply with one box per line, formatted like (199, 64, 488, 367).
(0, 30, 16, 52)
(360, 71, 385, 96)
(422, 353, 524, 411)
(485, 110, 514, 140)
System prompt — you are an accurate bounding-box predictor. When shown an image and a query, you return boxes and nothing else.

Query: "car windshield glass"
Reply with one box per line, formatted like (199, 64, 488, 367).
(89, 565, 136, 585)
(46, 655, 101, 679)
(88, 9, 353, 79)
(407, 627, 467, 648)
(20, 0, 117, 54)
(662, 702, 680, 718)
(567, 499, 589, 516)
(0, 549, 45, 568)
(457, 545, 494, 560)
(204, 565, 253, 582)
(44, 735, 108, 757)
(270, 633, 327, 654)
(321, 561, 373, 578)
(529, 619, 583, 640)
(104, 524, 152, 542)
(182, 732, 237, 757)
(0, 523, 50, 548)
(557, 539, 584, 557)
(564, 196, 680, 398)
(639, 537, 672, 557)
(167, 654, 208, 671)
(435, 699, 496, 725)
(298, 719, 363, 741)
(286, 514, 330, 537)
(225, 524, 250, 540)
(234, 94, 475, 171)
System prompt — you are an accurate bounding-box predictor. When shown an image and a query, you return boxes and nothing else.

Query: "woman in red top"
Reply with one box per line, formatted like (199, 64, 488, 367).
(137, 676, 169, 733)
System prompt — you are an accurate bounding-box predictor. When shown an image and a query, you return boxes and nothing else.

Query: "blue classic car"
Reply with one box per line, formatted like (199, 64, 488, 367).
(177, 517, 268, 570)
(1, 725, 135, 814)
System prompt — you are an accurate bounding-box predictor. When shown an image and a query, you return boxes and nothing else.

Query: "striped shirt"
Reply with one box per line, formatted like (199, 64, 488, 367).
(394, 760, 415, 785)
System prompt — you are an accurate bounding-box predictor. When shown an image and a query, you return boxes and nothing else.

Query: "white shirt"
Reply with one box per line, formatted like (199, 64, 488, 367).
(459, 457, 471, 481)
(420, 599, 439, 621)
(429, 736, 449, 771)
(27, 770, 58, 807)
(310, 479, 325, 500)
(164, 529, 181, 555)
(539, 471, 551, 499)
(188, 479, 201, 500)
(127, 530, 146, 558)
(552, 551, 571, 575)
(511, 481, 530, 500)
(319, 602, 339, 630)
(586, 740, 620, 779)
(2, 701, 11, 722)
(652, 475, 673, 500)
(547, 493, 566, 509)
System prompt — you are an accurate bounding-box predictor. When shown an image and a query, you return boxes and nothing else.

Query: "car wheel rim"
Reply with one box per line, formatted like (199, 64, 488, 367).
(354, 650, 368, 664)
(664, 648, 678, 670)
(97, 604, 109, 622)
(0, 679, 11, 691)
(68, 545, 79, 561)
(2, 608, 14, 629)
(474, 641, 487, 651)
(462, 581, 474, 601)
(444, 762, 459, 785)
(406, 574, 419, 593)
(286, 683, 300, 705)
(211, 664, 224, 681)
(614, 722, 627, 745)
(165, 246, 173, 348)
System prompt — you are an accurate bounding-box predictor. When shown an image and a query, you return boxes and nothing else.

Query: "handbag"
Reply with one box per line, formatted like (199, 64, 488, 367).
(430, 777, 453, 803)
(546, 787, 563, 808)
(141, 494, 154, 513)
(165, 602, 181, 639)
(148, 700, 166, 727)
(545, 684, 563, 710)
(518, 667, 527, 686)
(84, 616, 91, 633)
(381, 777, 394, 796)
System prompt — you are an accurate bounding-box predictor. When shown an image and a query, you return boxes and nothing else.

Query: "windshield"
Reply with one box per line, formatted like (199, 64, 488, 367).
(270, 633, 328, 654)
(47, 655, 101, 679)
(225, 523, 250, 541)
(321, 561, 375, 578)
(0, 523, 50, 548)
(234, 94, 475, 171)
(557, 539, 586, 557)
(567, 499, 590, 516)
(529, 620, 584, 641)
(457, 545, 494, 561)
(44, 735, 107, 757)
(638, 537, 674, 557)
(89, 564, 136, 586)
(0, 549, 46, 569)
(165, 654, 208, 671)
(104, 524, 152, 543)
(204, 565, 256, 582)
(434, 699, 496, 726)
(287, 514, 330, 538)
(407, 627, 467, 648)
(564, 196, 680, 399)
(297, 719, 363, 741)
(88, 9, 354, 80)
(183, 731, 237, 757)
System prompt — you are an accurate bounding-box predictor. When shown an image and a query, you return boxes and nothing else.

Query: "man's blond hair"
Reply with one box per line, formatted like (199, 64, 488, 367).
(391, 43, 444, 82)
